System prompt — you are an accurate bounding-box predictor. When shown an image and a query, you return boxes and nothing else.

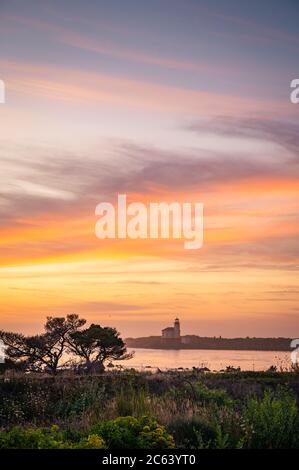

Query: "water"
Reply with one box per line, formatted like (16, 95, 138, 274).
(115, 348, 291, 372)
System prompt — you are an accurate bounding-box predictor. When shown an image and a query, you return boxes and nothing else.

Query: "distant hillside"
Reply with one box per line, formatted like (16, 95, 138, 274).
(125, 335, 293, 351)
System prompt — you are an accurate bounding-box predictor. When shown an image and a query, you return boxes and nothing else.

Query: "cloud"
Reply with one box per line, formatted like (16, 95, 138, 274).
(2, 58, 293, 117)
(1, 116, 298, 270)
(4, 14, 215, 73)
(189, 116, 299, 159)
(67, 300, 141, 313)
(1, 114, 298, 228)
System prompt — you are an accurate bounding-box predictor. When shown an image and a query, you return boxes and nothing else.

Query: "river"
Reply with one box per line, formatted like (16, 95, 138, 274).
(114, 348, 291, 371)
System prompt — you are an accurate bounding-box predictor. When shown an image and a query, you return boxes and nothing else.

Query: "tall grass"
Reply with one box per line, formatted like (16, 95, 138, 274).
(1, 371, 299, 448)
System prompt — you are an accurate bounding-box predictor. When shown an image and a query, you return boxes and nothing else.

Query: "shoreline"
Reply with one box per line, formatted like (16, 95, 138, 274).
(126, 346, 291, 352)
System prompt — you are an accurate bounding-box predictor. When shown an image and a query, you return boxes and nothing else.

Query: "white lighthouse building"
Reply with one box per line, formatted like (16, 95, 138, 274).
(174, 317, 180, 338)
(161, 318, 181, 345)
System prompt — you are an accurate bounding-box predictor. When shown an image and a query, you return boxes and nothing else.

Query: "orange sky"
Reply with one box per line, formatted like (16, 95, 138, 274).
(0, 2, 298, 338)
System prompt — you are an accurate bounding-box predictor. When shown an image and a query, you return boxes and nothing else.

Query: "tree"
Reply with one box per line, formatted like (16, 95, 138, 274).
(68, 324, 133, 372)
(0, 316, 131, 374)
(0, 331, 33, 371)
(0, 314, 86, 374)
(40, 314, 86, 373)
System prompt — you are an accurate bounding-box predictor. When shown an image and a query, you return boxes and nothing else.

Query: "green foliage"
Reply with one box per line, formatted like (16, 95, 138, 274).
(194, 382, 234, 406)
(0, 377, 108, 426)
(168, 416, 217, 448)
(211, 422, 230, 449)
(0, 425, 105, 449)
(243, 390, 299, 448)
(74, 434, 106, 449)
(0, 418, 174, 449)
(90, 416, 175, 449)
(54, 381, 107, 419)
(168, 412, 243, 449)
(167, 389, 299, 449)
(1, 372, 299, 448)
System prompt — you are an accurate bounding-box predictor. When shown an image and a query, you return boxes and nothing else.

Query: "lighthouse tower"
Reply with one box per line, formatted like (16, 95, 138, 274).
(174, 317, 180, 339)
(161, 317, 181, 347)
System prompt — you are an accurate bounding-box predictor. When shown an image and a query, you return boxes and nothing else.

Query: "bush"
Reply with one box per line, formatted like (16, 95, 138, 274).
(90, 416, 175, 449)
(168, 416, 216, 448)
(194, 382, 234, 407)
(0, 425, 106, 449)
(75, 434, 106, 449)
(1, 373, 299, 448)
(243, 390, 299, 448)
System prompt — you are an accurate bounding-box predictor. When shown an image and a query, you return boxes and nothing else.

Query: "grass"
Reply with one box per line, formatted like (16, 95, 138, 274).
(0, 370, 299, 448)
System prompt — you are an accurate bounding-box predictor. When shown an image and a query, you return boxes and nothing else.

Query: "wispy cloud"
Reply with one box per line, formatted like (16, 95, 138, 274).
(2, 58, 294, 118)
(1, 14, 228, 75)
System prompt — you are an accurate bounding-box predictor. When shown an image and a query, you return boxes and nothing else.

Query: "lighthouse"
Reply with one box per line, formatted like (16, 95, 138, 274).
(161, 317, 181, 347)
(174, 317, 180, 338)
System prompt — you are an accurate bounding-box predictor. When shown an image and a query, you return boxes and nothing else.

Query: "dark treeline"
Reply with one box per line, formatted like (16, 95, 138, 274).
(0, 314, 132, 374)
(126, 335, 292, 351)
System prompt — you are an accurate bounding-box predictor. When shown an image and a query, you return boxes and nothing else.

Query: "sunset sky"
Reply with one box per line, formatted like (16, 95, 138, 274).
(0, 0, 298, 338)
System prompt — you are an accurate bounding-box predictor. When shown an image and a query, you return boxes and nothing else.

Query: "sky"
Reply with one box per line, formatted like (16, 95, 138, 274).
(0, 0, 298, 338)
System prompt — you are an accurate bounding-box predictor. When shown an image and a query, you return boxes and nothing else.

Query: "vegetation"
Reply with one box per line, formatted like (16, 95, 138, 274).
(0, 370, 299, 448)
(1, 316, 298, 448)
(126, 335, 292, 351)
(0, 315, 131, 374)
(0, 418, 174, 449)
(90, 416, 175, 449)
(0, 425, 106, 449)
(68, 323, 132, 373)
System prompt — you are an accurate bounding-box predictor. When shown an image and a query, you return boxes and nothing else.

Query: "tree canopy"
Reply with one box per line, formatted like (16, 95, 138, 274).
(0, 314, 132, 374)
(68, 324, 133, 372)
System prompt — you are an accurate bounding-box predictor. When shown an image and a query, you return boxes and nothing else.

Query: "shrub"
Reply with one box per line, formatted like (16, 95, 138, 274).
(90, 416, 175, 449)
(243, 390, 299, 448)
(0, 425, 105, 449)
(75, 434, 106, 449)
(194, 382, 234, 407)
(168, 416, 216, 448)
(52, 381, 107, 420)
